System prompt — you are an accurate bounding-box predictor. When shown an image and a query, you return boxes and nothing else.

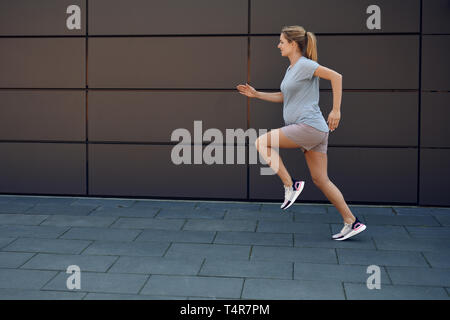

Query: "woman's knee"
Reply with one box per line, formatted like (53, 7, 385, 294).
(312, 175, 330, 187)
(255, 134, 269, 150)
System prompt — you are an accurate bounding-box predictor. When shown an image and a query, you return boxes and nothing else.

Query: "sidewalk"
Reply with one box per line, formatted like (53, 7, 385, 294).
(0, 194, 449, 300)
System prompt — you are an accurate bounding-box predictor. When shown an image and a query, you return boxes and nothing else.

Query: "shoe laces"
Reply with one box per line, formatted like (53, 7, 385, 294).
(284, 185, 293, 198)
(339, 223, 352, 234)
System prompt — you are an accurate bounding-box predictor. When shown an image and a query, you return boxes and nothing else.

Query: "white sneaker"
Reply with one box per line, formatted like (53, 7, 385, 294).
(281, 185, 294, 209)
(332, 217, 367, 241)
(282, 180, 305, 210)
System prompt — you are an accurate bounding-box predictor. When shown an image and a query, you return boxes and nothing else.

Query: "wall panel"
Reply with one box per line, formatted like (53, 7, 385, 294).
(89, 0, 247, 35)
(88, 91, 247, 143)
(88, 37, 247, 88)
(0, 90, 85, 141)
(88, 144, 247, 199)
(250, 36, 419, 90)
(420, 149, 450, 206)
(0, 143, 86, 195)
(0, 38, 85, 88)
(0, 0, 86, 36)
(251, 0, 420, 34)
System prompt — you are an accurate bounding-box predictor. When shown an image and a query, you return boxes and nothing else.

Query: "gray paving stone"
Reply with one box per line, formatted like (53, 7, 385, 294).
(186, 296, 237, 300)
(89, 206, 159, 218)
(294, 262, 390, 284)
(257, 221, 330, 235)
(200, 259, 292, 280)
(0, 268, 57, 289)
(336, 248, 429, 267)
(428, 209, 450, 218)
(84, 293, 187, 300)
(261, 204, 328, 214)
(110, 217, 185, 230)
(214, 231, 292, 246)
(373, 237, 450, 252)
(40, 215, 117, 228)
(196, 201, 261, 211)
(60, 227, 142, 241)
(71, 198, 136, 208)
(350, 206, 396, 216)
(25, 203, 96, 216)
(0, 225, 69, 239)
(294, 213, 357, 224)
(0, 252, 35, 268)
(242, 278, 345, 299)
(156, 207, 225, 219)
(434, 215, 450, 226)
(363, 215, 440, 226)
(140, 275, 243, 298)
(0, 237, 17, 249)
(224, 209, 294, 221)
(21, 253, 118, 272)
(344, 283, 449, 300)
(330, 224, 410, 238)
(0, 202, 35, 214)
(387, 267, 450, 287)
(0, 214, 49, 226)
(132, 200, 197, 209)
(165, 243, 251, 260)
(183, 219, 257, 232)
(393, 207, 434, 216)
(43, 271, 149, 294)
(135, 229, 215, 244)
(3, 238, 92, 255)
(108, 256, 203, 275)
(294, 233, 376, 250)
(82, 241, 169, 257)
(0, 196, 15, 204)
(251, 246, 337, 264)
(20, 197, 78, 205)
(406, 226, 450, 239)
(422, 252, 450, 268)
(0, 197, 40, 204)
(0, 288, 86, 300)
(328, 206, 394, 216)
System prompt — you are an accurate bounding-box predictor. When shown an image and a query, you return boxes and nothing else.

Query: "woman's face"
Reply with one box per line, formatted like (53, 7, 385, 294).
(277, 33, 297, 57)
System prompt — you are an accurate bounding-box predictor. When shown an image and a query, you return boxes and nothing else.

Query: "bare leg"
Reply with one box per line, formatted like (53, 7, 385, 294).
(304, 149, 356, 224)
(255, 129, 302, 187)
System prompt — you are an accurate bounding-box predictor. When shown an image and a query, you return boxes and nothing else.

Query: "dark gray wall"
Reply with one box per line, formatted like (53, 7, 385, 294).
(0, 0, 448, 206)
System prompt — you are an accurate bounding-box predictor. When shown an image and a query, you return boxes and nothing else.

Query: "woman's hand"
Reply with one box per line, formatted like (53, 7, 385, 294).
(327, 109, 341, 132)
(236, 83, 258, 98)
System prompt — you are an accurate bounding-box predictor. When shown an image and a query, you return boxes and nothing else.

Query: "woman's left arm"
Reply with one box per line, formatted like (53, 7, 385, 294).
(313, 66, 342, 132)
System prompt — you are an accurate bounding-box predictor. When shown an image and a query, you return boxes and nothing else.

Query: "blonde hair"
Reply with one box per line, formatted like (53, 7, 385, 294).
(281, 25, 318, 62)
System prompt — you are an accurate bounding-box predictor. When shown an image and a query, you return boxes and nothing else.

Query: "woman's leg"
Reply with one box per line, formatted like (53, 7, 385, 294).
(255, 128, 300, 187)
(304, 149, 356, 224)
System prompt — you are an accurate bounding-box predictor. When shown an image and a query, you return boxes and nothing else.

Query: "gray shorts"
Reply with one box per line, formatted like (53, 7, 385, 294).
(280, 123, 329, 154)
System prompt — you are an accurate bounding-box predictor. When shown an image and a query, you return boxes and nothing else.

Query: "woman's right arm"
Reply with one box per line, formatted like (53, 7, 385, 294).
(236, 83, 283, 103)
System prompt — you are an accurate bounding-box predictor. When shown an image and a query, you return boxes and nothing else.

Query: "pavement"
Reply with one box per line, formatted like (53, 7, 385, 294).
(0, 194, 449, 300)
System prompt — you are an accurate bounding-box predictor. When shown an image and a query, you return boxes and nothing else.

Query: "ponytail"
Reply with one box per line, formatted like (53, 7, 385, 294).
(305, 31, 318, 62)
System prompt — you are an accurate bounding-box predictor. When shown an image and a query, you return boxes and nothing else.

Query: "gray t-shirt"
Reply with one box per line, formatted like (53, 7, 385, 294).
(280, 56, 329, 133)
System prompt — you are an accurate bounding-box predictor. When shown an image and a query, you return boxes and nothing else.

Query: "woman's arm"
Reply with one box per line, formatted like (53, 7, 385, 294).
(236, 83, 283, 103)
(313, 66, 342, 131)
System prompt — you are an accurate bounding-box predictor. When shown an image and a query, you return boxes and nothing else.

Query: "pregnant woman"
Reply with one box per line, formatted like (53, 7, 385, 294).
(237, 26, 366, 241)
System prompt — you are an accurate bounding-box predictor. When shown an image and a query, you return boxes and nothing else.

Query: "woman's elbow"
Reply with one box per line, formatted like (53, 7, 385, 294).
(332, 73, 342, 83)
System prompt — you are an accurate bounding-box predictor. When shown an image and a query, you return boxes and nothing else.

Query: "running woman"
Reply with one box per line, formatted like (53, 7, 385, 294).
(237, 26, 366, 241)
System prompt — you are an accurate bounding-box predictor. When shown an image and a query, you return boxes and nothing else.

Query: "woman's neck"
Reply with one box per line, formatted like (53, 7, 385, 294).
(288, 52, 302, 68)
